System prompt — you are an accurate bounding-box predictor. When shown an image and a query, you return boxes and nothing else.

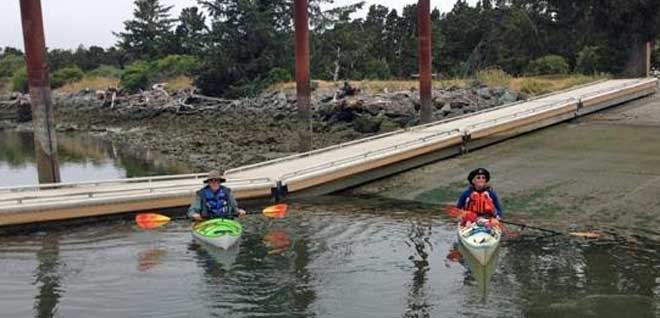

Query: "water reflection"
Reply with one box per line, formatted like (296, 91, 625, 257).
(136, 248, 168, 272)
(404, 221, 433, 318)
(0, 195, 657, 317)
(188, 216, 316, 318)
(263, 229, 292, 256)
(0, 130, 188, 186)
(457, 243, 499, 299)
(33, 233, 63, 318)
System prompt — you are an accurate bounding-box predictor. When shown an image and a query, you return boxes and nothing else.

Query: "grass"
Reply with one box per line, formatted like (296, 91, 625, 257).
(56, 76, 119, 94)
(511, 74, 607, 96)
(0, 79, 8, 95)
(52, 71, 605, 97)
(54, 75, 194, 95)
(269, 79, 469, 94)
(163, 75, 194, 92)
(268, 73, 606, 96)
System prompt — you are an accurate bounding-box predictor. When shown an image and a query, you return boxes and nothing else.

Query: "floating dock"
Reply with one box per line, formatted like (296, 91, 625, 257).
(0, 78, 656, 226)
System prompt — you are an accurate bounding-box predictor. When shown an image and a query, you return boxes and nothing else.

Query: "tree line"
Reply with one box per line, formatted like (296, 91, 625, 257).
(1, 0, 659, 97)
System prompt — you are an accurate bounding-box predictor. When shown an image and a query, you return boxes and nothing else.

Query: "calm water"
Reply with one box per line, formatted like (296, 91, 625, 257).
(0, 197, 657, 318)
(1, 97, 660, 317)
(0, 130, 188, 186)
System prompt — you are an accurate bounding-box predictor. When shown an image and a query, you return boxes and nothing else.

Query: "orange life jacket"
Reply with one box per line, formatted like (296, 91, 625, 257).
(466, 191, 496, 216)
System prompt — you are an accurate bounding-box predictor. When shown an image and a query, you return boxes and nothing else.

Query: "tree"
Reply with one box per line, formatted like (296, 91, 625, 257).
(174, 7, 207, 56)
(115, 0, 176, 60)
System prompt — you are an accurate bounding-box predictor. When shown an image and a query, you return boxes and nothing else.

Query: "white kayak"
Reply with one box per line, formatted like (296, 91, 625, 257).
(458, 220, 501, 266)
(191, 218, 242, 250)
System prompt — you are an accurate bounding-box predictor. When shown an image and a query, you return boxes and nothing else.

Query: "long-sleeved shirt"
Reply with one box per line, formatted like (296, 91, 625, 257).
(456, 187, 504, 218)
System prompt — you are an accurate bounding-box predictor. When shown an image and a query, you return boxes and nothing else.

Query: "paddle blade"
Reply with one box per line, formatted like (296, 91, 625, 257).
(262, 204, 288, 218)
(136, 213, 171, 229)
(499, 223, 521, 238)
(444, 206, 467, 219)
(568, 232, 601, 239)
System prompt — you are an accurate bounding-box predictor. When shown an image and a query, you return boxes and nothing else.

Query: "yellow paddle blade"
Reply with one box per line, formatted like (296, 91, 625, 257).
(262, 204, 288, 218)
(136, 213, 171, 229)
(568, 232, 601, 239)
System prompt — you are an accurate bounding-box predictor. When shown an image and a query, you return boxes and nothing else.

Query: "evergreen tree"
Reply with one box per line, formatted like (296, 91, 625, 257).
(174, 7, 207, 56)
(115, 0, 176, 60)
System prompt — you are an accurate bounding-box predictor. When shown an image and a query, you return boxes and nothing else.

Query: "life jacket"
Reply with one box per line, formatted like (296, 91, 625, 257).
(202, 187, 231, 218)
(466, 190, 496, 216)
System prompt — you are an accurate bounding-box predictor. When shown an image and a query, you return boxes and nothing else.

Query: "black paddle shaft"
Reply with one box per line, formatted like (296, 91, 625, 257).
(500, 220, 563, 235)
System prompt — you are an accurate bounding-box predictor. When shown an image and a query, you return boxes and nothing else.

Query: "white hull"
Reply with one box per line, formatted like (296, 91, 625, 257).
(458, 222, 501, 266)
(192, 230, 240, 249)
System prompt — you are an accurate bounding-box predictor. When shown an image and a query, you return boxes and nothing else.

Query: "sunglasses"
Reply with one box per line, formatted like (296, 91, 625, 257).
(208, 179, 220, 183)
(474, 175, 487, 180)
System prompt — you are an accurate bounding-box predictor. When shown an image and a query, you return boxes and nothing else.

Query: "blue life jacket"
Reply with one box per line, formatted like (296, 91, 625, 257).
(202, 187, 232, 218)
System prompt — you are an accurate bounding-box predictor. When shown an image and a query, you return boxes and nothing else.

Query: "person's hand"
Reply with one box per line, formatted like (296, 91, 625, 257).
(237, 209, 247, 218)
(191, 213, 202, 221)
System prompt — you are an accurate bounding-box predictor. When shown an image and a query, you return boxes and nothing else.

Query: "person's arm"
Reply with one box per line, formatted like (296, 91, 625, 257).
(489, 189, 504, 218)
(188, 192, 203, 220)
(456, 189, 471, 209)
(226, 187, 246, 216)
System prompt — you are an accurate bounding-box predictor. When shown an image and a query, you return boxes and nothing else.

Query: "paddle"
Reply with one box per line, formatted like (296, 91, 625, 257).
(136, 204, 289, 229)
(135, 213, 171, 229)
(444, 206, 600, 239)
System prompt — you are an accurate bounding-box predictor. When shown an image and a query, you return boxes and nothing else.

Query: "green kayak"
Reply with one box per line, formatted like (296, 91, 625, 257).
(191, 218, 242, 249)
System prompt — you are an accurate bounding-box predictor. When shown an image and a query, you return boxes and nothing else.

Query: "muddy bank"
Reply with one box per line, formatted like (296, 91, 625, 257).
(0, 82, 523, 171)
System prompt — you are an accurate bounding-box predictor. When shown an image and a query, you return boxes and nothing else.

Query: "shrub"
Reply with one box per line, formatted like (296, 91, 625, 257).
(476, 67, 512, 87)
(0, 54, 25, 78)
(51, 66, 84, 88)
(10, 67, 28, 93)
(88, 65, 124, 78)
(120, 61, 155, 92)
(364, 59, 391, 80)
(154, 55, 201, 78)
(267, 67, 293, 83)
(575, 46, 601, 75)
(526, 55, 569, 75)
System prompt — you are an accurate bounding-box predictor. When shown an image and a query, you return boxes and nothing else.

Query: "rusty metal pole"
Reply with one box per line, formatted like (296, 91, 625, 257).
(646, 41, 651, 77)
(20, 0, 61, 184)
(417, 0, 432, 124)
(294, 0, 312, 152)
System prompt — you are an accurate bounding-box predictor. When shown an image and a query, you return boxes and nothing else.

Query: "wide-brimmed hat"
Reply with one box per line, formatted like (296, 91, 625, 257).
(467, 168, 490, 184)
(204, 170, 227, 183)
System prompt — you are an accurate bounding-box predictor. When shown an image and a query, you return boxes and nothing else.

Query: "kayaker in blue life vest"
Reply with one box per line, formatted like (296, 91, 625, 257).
(456, 168, 503, 228)
(188, 170, 246, 221)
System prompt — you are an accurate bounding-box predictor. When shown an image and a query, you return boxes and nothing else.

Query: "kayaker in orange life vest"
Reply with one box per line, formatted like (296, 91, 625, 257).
(456, 168, 503, 228)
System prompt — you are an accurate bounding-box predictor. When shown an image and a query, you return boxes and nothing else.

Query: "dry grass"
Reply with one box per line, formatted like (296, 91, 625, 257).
(0, 79, 8, 95)
(56, 76, 119, 94)
(476, 68, 513, 87)
(55, 75, 195, 95)
(510, 74, 607, 96)
(164, 75, 194, 92)
(269, 73, 605, 96)
(269, 79, 468, 94)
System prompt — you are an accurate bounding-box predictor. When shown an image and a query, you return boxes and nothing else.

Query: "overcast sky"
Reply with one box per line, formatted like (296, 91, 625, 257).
(1, 0, 475, 50)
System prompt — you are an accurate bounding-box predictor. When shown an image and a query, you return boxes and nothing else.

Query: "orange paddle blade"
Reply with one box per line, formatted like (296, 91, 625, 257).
(262, 204, 288, 218)
(136, 213, 171, 229)
(499, 223, 521, 238)
(444, 206, 467, 218)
